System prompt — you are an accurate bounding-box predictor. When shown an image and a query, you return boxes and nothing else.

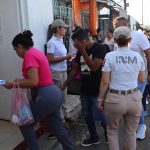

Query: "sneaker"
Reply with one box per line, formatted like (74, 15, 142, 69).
(81, 137, 100, 147)
(47, 133, 56, 139)
(65, 117, 75, 124)
(136, 124, 146, 140)
(146, 99, 149, 105)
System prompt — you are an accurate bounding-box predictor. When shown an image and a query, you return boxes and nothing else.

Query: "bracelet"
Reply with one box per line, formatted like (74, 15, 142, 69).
(97, 97, 103, 102)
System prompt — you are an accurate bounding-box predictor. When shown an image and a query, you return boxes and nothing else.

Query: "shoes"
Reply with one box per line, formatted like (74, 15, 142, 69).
(136, 124, 146, 140)
(81, 136, 100, 147)
(47, 133, 56, 139)
(65, 117, 75, 124)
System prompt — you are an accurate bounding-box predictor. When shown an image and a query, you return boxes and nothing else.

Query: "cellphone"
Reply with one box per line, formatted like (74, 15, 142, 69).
(0, 80, 6, 85)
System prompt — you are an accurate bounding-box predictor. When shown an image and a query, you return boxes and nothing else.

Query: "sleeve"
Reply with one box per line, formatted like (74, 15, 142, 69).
(24, 54, 39, 70)
(69, 38, 78, 54)
(47, 40, 55, 54)
(138, 32, 150, 51)
(93, 44, 107, 60)
(102, 53, 111, 72)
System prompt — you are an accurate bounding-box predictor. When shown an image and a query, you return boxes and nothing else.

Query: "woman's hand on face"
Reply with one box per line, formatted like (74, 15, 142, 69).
(3, 81, 13, 89)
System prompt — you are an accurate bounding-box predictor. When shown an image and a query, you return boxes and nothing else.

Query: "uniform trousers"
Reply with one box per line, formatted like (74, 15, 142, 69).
(52, 71, 70, 121)
(104, 90, 142, 150)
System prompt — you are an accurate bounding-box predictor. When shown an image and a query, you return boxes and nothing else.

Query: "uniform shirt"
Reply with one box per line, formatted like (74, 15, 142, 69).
(47, 36, 67, 72)
(69, 36, 78, 55)
(130, 31, 150, 68)
(114, 31, 150, 67)
(102, 47, 145, 90)
(22, 48, 54, 87)
(75, 43, 107, 95)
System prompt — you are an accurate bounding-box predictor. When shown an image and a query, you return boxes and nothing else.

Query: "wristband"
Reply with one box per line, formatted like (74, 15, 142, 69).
(97, 97, 103, 102)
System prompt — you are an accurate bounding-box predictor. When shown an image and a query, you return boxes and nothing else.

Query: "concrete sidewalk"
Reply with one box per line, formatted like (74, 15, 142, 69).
(39, 98, 150, 150)
(0, 94, 81, 150)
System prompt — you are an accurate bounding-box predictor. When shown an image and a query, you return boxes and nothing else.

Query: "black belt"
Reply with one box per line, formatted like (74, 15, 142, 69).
(109, 87, 138, 95)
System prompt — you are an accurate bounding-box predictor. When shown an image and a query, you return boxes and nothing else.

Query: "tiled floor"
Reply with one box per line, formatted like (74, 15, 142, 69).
(0, 120, 23, 150)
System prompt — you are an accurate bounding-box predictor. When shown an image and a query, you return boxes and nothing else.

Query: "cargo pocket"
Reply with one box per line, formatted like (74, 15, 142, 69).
(131, 90, 142, 102)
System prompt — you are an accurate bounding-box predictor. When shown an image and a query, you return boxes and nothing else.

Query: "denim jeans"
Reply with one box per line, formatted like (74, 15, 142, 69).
(142, 85, 148, 111)
(20, 85, 73, 150)
(80, 94, 107, 139)
(138, 80, 147, 125)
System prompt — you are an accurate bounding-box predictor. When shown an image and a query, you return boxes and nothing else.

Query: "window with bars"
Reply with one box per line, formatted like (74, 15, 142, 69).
(52, 0, 72, 50)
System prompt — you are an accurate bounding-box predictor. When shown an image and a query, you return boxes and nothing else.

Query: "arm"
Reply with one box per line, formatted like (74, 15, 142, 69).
(74, 40, 103, 71)
(62, 62, 79, 90)
(80, 50, 103, 71)
(98, 72, 110, 111)
(47, 53, 71, 64)
(144, 48, 150, 72)
(3, 68, 39, 89)
(138, 71, 145, 83)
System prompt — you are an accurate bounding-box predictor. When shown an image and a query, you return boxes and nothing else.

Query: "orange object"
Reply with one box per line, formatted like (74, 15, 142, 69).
(72, 0, 81, 26)
(89, 0, 98, 35)
(72, 0, 98, 35)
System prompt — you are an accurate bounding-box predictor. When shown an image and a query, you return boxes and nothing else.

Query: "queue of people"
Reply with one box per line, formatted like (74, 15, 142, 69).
(2, 16, 150, 150)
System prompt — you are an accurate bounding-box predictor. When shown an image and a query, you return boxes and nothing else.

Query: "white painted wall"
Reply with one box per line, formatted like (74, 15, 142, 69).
(0, 0, 22, 120)
(0, 0, 54, 119)
(26, 0, 54, 51)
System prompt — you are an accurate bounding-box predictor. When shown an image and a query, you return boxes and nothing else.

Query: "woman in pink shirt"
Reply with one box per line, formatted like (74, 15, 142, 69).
(3, 30, 73, 150)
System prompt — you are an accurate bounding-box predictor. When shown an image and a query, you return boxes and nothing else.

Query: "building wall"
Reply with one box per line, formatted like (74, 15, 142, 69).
(26, 0, 54, 51)
(0, 0, 53, 119)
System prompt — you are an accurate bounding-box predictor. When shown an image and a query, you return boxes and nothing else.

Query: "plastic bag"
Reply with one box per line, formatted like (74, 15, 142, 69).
(10, 82, 34, 126)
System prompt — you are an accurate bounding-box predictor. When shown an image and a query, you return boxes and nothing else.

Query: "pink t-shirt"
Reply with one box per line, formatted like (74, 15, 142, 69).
(22, 48, 54, 87)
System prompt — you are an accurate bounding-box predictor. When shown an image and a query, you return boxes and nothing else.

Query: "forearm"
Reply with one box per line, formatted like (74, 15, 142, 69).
(81, 50, 98, 70)
(48, 56, 66, 64)
(17, 78, 38, 88)
(63, 70, 77, 88)
(99, 81, 109, 99)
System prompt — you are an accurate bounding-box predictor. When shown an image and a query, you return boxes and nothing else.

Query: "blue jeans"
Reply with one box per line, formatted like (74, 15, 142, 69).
(138, 80, 147, 125)
(20, 85, 73, 150)
(80, 95, 107, 139)
(142, 85, 148, 111)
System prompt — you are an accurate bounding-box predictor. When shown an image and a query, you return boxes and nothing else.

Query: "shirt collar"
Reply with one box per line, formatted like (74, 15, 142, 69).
(117, 47, 130, 51)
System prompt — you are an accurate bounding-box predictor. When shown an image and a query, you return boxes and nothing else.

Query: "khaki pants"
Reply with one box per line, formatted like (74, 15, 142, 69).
(52, 71, 70, 121)
(104, 90, 142, 150)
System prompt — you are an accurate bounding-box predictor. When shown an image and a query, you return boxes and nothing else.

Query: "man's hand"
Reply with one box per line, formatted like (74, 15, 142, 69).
(74, 39, 85, 54)
(59, 84, 66, 91)
(98, 98, 104, 112)
(3, 81, 13, 89)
